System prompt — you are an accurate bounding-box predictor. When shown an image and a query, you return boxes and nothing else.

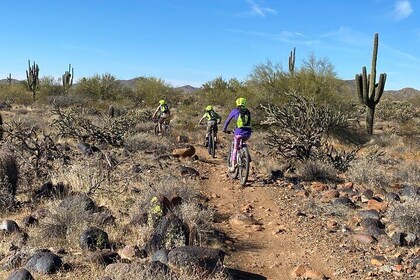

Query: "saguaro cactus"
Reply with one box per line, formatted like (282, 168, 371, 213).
(289, 47, 296, 73)
(62, 64, 74, 93)
(6, 73, 12, 85)
(355, 33, 387, 135)
(26, 60, 40, 101)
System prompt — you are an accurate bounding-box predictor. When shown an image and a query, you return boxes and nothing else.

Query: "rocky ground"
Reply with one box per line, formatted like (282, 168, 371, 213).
(0, 120, 419, 280)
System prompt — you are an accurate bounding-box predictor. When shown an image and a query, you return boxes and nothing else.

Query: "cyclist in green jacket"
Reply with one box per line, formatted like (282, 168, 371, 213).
(152, 99, 170, 135)
(198, 105, 222, 147)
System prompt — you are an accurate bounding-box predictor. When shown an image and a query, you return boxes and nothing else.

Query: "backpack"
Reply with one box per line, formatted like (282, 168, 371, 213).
(206, 110, 217, 120)
(236, 107, 251, 128)
(161, 104, 170, 114)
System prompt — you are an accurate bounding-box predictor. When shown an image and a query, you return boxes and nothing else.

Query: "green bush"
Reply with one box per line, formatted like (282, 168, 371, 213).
(0, 83, 33, 105)
(377, 99, 418, 123)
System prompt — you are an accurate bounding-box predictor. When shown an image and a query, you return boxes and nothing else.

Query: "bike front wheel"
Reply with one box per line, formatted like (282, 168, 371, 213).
(209, 132, 216, 158)
(238, 146, 250, 186)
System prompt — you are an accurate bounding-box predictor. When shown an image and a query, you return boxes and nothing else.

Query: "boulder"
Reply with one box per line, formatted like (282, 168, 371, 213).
(86, 251, 120, 266)
(79, 227, 110, 251)
(6, 268, 34, 280)
(1, 220, 19, 233)
(171, 145, 195, 158)
(25, 251, 62, 274)
(168, 246, 225, 275)
(332, 197, 356, 208)
(152, 249, 170, 265)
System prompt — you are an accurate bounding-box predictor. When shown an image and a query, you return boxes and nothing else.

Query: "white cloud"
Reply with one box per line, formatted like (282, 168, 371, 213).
(245, 0, 277, 17)
(391, 0, 413, 21)
(229, 29, 317, 45)
(322, 26, 371, 46)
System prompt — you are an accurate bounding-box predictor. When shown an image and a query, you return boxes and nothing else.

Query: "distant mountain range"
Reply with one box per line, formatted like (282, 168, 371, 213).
(342, 80, 419, 100)
(1, 77, 419, 98)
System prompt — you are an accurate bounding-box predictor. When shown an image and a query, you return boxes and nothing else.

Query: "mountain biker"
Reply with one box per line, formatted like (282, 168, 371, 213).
(152, 99, 170, 135)
(223, 97, 252, 172)
(198, 105, 222, 147)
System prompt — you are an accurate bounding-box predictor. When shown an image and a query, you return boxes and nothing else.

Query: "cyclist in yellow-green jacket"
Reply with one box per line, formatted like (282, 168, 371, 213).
(198, 105, 222, 147)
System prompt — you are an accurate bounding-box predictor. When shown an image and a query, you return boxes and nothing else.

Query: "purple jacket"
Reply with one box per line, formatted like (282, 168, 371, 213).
(223, 108, 252, 137)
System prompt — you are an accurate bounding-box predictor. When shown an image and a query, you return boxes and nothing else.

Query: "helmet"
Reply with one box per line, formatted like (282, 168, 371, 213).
(236, 97, 247, 107)
(205, 105, 213, 111)
(159, 99, 166, 105)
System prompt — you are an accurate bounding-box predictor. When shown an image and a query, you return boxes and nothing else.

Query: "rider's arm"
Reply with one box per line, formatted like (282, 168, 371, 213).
(152, 106, 160, 118)
(223, 109, 236, 131)
(198, 114, 206, 125)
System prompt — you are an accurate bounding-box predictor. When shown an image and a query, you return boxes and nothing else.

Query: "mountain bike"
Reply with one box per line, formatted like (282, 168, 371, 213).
(207, 123, 217, 158)
(226, 132, 251, 186)
(154, 119, 170, 136)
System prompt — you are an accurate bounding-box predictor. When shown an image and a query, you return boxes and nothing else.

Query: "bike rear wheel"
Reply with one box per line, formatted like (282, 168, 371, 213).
(208, 131, 216, 158)
(238, 146, 250, 186)
(162, 124, 170, 136)
(227, 142, 238, 179)
(154, 123, 159, 135)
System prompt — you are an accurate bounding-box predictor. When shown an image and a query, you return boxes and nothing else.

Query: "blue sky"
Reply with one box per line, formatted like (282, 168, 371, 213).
(1, 0, 419, 90)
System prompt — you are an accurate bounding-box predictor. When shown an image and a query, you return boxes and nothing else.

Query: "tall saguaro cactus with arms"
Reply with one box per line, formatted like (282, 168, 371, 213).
(289, 47, 296, 74)
(62, 64, 74, 93)
(26, 60, 40, 101)
(355, 33, 387, 135)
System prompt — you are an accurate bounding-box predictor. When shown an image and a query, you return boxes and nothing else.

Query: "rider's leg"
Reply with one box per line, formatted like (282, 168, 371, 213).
(232, 134, 242, 165)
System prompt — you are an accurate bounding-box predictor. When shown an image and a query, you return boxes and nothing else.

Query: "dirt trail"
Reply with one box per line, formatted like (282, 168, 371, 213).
(195, 146, 335, 280)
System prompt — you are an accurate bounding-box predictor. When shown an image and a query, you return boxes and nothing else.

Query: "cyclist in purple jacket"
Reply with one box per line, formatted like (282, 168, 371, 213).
(223, 97, 252, 172)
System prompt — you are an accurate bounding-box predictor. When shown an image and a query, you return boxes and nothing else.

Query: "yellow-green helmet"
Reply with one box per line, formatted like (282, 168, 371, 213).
(206, 105, 213, 111)
(236, 97, 246, 107)
(159, 99, 166, 105)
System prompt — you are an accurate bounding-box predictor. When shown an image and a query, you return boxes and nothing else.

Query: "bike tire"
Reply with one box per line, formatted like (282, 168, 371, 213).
(154, 123, 159, 135)
(163, 124, 170, 136)
(210, 132, 216, 158)
(207, 133, 212, 155)
(227, 142, 238, 179)
(239, 146, 250, 186)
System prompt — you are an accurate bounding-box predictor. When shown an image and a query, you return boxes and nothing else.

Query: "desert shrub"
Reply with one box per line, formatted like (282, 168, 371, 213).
(298, 160, 338, 182)
(0, 148, 19, 197)
(393, 161, 420, 185)
(0, 83, 33, 105)
(0, 183, 15, 211)
(37, 200, 90, 246)
(377, 99, 418, 123)
(261, 92, 346, 161)
(176, 201, 215, 246)
(51, 104, 137, 147)
(73, 73, 123, 101)
(346, 148, 389, 188)
(124, 132, 173, 154)
(132, 77, 182, 107)
(388, 196, 420, 235)
(46, 93, 87, 108)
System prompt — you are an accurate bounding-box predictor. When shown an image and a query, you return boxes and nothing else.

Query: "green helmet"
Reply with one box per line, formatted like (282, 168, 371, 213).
(236, 97, 246, 107)
(159, 99, 166, 105)
(205, 105, 213, 111)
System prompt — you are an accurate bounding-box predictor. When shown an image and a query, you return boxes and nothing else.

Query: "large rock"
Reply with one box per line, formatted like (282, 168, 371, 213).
(6, 268, 34, 280)
(168, 246, 225, 275)
(86, 251, 120, 266)
(1, 220, 19, 233)
(79, 227, 110, 251)
(171, 145, 195, 158)
(25, 251, 62, 274)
